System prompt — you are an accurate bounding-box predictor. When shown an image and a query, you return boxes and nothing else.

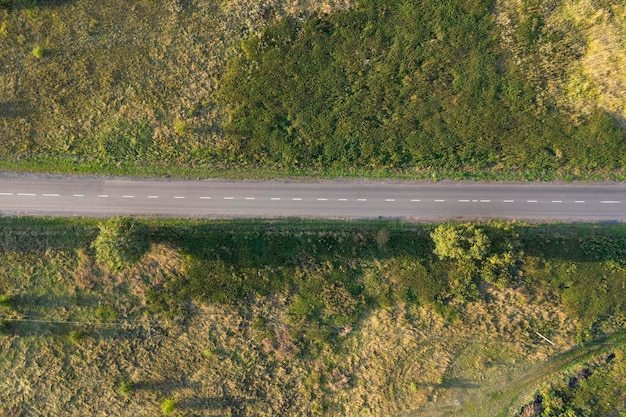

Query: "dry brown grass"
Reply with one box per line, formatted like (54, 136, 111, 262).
(495, 0, 626, 126)
(0, 0, 353, 166)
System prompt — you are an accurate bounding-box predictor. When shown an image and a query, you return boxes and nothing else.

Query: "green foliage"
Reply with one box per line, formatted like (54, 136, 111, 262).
(145, 280, 188, 320)
(117, 379, 135, 396)
(1, 0, 624, 180)
(160, 398, 177, 415)
(96, 119, 154, 164)
(376, 228, 390, 249)
(286, 263, 364, 349)
(92, 217, 149, 272)
(539, 350, 626, 417)
(0, 293, 13, 311)
(514, 1, 544, 47)
(94, 303, 118, 323)
(69, 329, 87, 344)
(219, 0, 626, 174)
(368, 257, 445, 306)
(578, 233, 626, 265)
(32, 44, 45, 59)
(431, 222, 524, 291)
(431, 224, 490, 262)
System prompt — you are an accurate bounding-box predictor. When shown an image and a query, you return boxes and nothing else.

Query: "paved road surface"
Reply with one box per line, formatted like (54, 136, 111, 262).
(0, 175, 624, 221)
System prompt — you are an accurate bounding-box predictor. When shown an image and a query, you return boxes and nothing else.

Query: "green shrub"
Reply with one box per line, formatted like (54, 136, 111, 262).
(160, 398, 177, 415)
(32, 44, 45, 59)
(69, 329, 87, 344)
(117, 380, 135, 396)
(94, 303, 118, 323)
(0, 293, 13, 311)
(431, 224, 490, 262)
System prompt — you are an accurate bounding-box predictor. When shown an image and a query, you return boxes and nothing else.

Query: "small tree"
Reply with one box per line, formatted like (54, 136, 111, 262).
(431, 223, 490, 262)
(92, 217, 149, 272)
(32, 44, 45, 59)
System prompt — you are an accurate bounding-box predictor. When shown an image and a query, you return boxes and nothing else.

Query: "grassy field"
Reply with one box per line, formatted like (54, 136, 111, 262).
(0, 0, 625, 180)
(0, 218, 623, 416)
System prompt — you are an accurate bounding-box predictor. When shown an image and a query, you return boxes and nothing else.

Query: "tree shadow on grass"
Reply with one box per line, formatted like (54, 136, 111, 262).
(176, 396, 231, 411)
(12, 293, 100, 311)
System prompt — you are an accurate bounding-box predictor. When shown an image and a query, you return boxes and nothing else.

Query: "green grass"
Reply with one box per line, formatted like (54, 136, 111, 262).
(2, 155, 626, 182)
(0, 0, 625, 182)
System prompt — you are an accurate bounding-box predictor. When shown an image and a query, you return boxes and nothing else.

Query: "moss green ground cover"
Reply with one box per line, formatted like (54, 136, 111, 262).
(0, 218, 623, 416)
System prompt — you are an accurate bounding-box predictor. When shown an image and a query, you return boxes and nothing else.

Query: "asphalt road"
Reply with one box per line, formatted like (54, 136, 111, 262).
(0, 175, 624, 221)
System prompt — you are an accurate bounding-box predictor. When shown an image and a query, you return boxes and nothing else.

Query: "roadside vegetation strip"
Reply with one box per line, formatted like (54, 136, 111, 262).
(0, 217, 624, 415)
(1, 1, 625, 182)
(218, 0, 626, 177)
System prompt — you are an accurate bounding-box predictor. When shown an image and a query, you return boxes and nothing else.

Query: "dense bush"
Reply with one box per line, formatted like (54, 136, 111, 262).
(219, 0, 626, 173)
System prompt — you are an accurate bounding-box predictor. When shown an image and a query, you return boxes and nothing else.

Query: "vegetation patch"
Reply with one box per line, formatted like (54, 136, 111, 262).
(218, 0, 626, 175)
(0, 218, 623, 415)
(0, 0, 624, 179)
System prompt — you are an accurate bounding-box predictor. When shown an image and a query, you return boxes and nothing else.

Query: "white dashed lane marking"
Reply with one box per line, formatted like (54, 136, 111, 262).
(5, 192, 623, 213)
